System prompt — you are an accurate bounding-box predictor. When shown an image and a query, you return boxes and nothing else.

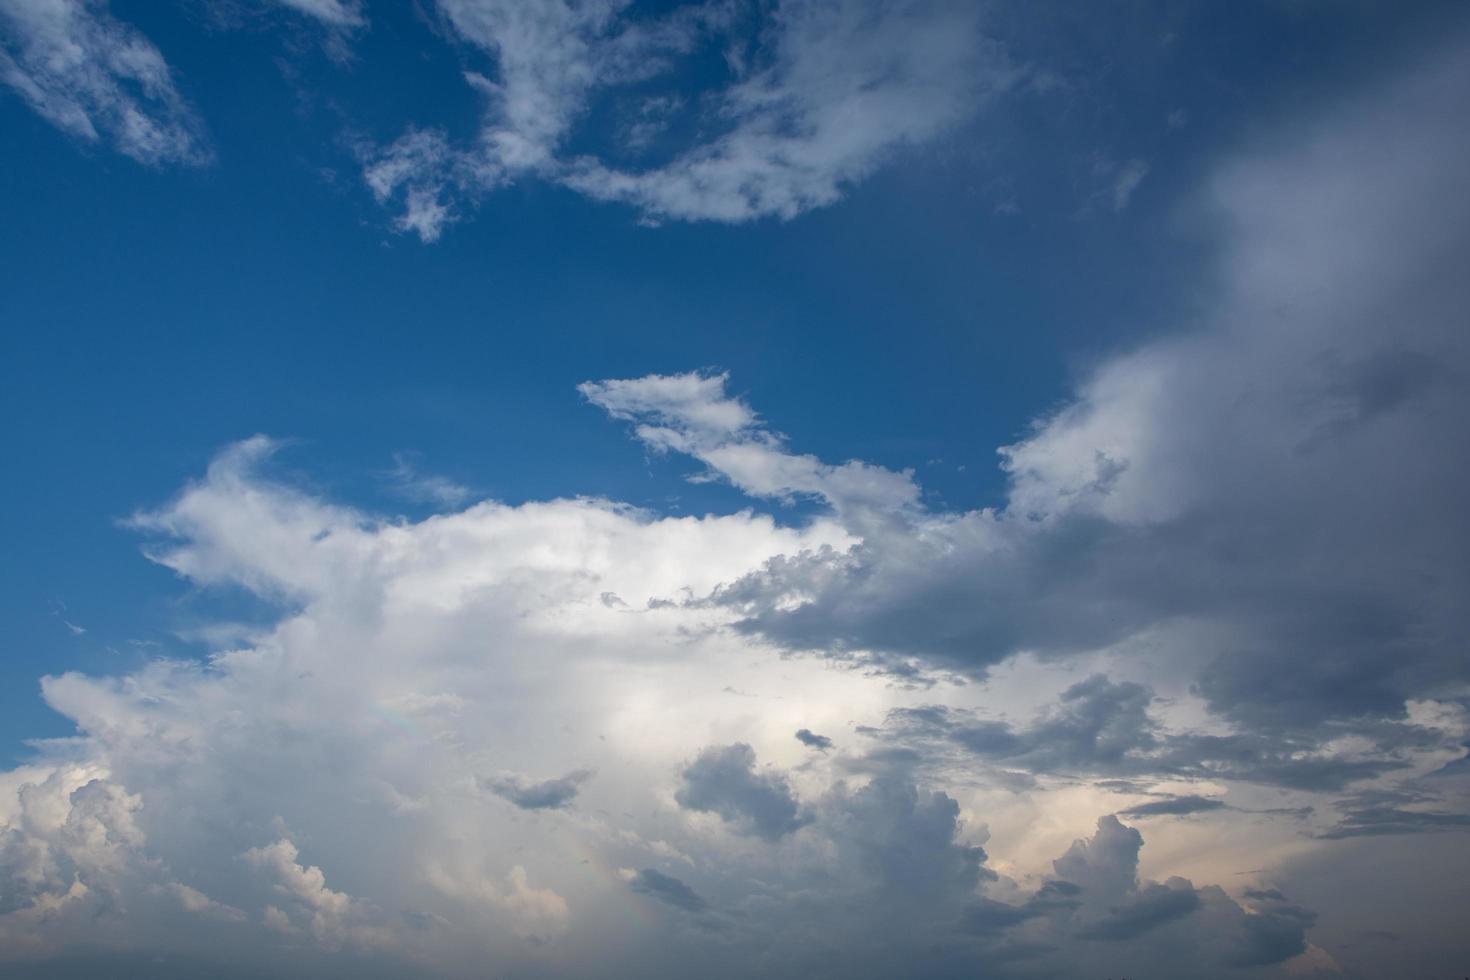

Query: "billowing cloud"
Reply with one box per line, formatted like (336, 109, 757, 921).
(3, 22, 1470, 980)
(676, 743, 808, 841)
(0, 425, 1359, 977)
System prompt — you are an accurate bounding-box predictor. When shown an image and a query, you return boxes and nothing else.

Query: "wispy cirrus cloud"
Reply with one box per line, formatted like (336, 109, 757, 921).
(0, 0, 362, 168)
(0, 0, 209, 165)
(362, 0, 1013, 239)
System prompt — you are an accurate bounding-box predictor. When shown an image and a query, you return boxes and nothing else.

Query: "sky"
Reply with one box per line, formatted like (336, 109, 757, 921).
(1, 1, 1468, 977)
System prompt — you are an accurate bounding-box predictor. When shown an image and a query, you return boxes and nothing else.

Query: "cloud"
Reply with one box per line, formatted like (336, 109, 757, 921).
(955, 815, 1313, 973)
(1118, 795, 1227, 818)
(625, 867, 707, 913)
(1316, 789, 1470, 840)
(794, 728, 832, 750)
(270, 0, 364, 28)
(0, 426, 1381, 977)
(562, 0, 1013, 223)
(0, 0, 209, 165)
(581, 371, 920, 515)
(662, 32, 1470, 751)
(676, 743, 808, 841)
(480, 769, 594, 810)
(242, 838, 362, 949)
(362, 0, 1012, 238)
(865, 683, 1455, 792)
(1076, 880, 1200, 940)
(384, 453, 474, 509)
(1108, 157, 1149, 212)
(818, 770, 989, 907)
(160, 881, 246, 923)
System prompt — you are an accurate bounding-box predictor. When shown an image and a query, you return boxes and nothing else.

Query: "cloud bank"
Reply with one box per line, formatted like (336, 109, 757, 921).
(2, 16, 1469, 980)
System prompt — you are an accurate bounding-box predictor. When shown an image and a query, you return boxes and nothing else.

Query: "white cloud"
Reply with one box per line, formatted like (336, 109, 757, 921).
(1110, 157, 1148, 211)
(243, 838, 375, 949)
(0, 0, 209, 165)
(580, 371, 921, 515)
(0, 425, 1343, 977)
(161, 881, 247, 923)
(271, 0, 364, 28)
(362, 0, 1012, 238)
(385, 453, 474, 509)
(563, 0, 1013, 223)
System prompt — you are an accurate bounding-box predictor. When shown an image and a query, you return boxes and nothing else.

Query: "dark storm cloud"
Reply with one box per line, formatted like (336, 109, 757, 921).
(676, 743, 809, 841)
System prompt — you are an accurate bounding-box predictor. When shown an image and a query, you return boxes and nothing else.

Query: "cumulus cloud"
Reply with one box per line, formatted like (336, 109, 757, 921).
(0, 426, 1348, 975)
(0, 0, 209, 165)
(676, 743, 808, 841)
(243, 838, 367, 949)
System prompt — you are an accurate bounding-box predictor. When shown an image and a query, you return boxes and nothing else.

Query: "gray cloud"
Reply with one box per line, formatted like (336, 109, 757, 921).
(480, 769, 594, 810)
(1118, 795, 1227, 818)
(867, 680, 1436, 793)
(1076, 881, 1200, 941)
(676, 743, 809, 841)
(794, 728, 832, 751)
(1316, 789, 1470, 840)
(954, 816, 1318, 973)
(627, 868, 707, 913)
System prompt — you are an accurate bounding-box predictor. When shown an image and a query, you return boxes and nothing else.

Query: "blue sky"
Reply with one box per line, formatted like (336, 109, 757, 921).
(2, 2, 1469, 978)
